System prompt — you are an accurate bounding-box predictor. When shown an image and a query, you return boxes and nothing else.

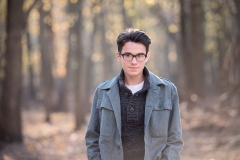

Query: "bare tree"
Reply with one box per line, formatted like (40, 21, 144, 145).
(190, 0, 205, 98)
(72, 0, 85, 130)
(39, 1, 55, 122)
(180, 0, 205, 102)
(99, 6, 115, 79)
(0, 0, 24, 142)
(59, 0, 81, 112)
(121, 0, 133, 28)
(24, 0, 40, 100)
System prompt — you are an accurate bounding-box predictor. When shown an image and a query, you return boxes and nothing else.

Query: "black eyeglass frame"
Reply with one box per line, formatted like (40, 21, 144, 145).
(119, 52, 147, 62)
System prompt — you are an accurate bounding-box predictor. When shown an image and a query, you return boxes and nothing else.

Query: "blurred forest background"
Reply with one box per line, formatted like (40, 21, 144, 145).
(0, 0, 240, 159)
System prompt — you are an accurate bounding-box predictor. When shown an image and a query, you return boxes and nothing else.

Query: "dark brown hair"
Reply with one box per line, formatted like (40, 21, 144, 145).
(116, 28, 151, 54)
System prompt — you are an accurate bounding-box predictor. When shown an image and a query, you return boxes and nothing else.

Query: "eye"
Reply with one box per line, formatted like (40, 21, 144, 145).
(138, 54, 146, 57)
(124, 53, 131, 57)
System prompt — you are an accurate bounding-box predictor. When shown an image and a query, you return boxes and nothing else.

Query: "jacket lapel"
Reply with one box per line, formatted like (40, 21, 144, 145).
(107, 84, 122, 136)
(144, 72, 164, 128)
(144, 85, 159, 128)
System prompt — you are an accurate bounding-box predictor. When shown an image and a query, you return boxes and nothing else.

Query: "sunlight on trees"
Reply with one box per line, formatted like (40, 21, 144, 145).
(124, 0, 133, 9)
(144, 0, 155, 6)
(70, 0, 78, 4)
(91, 53, 104, 62)
(28, 9, 40, 36)
(168, 24, 179, 33)
(92, 5, 100, 13)
(168, 51, 177, 62)
(23, 0, 35, 12)
(0, 0, 240, 159)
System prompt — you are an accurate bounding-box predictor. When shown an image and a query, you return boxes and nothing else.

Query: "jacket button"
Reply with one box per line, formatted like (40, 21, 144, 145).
(130, 108, 134, 112)
(159, 105, 161, 108)
(117, 146, 120, 149)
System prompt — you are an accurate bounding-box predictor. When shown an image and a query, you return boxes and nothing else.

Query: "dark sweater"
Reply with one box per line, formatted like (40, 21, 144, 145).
(118, 68, 150, 160)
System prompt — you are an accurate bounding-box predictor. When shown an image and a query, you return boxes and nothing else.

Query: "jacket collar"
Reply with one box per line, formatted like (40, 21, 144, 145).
(99, 66, 168, 90)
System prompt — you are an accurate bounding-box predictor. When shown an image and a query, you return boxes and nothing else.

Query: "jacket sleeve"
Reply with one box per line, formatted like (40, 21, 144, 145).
(85, 88, 101, 160)
(161, 84, 183, 160)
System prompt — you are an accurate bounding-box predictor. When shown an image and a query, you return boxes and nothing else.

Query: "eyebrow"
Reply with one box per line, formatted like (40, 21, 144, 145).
(121, 52, 146, 55)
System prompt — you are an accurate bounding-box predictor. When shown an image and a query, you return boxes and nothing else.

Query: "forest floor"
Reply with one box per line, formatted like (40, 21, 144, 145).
(0, 102, 240, 160)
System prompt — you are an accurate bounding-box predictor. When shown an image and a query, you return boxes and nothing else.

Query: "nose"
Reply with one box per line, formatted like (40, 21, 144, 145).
(131, 56, 137, 64)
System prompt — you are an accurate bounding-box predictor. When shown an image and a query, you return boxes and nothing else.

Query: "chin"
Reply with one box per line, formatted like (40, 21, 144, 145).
(127, 71, 141, 77)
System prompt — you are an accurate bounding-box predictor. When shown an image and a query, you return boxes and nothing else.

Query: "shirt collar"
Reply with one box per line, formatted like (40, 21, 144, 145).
(118, 66, 150, 93)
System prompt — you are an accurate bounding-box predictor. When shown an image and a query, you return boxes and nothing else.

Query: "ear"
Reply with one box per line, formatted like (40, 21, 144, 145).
(116, 52, 121, 61)
(145, 52, 150, 62)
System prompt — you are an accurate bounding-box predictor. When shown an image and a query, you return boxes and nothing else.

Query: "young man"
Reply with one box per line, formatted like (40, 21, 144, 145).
(85, 28, 183, 160)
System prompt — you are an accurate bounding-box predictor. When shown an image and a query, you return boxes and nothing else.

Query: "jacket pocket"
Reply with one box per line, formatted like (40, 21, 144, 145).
(149, 98, 172, 138)
(99, 98, 115, 137)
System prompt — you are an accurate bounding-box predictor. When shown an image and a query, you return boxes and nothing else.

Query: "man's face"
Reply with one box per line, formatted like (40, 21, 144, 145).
(116, 41, 150, 79)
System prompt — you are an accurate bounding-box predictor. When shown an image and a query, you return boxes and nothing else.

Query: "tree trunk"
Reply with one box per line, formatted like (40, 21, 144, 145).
(99, 12, 115, 79)
(190, 0, 205, 98)
(180, 0, 194, 102)
(73, 0, 85, 130)
(234, 0, 240, 33)
(233, 0, 240, 63)
(26, 31, 36, 99)
(59, 1, 81, 112)
(39, 4, 54, 122)
(0, 0, 24, 142)
(232, 0, 240, 105)
(82, 3, 99, 114)
(121, 0, 133, 28)
(180, 0, 205, 103)
(58, 48, 72, 112)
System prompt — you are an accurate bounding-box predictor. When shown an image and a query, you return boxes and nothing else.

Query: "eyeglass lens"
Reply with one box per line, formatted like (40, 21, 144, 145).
(121, 53, 146, 61)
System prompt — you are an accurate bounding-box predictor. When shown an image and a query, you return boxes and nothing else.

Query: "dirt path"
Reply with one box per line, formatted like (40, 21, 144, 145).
(0, 108, 239, 160)
(181, 129, 240, 160)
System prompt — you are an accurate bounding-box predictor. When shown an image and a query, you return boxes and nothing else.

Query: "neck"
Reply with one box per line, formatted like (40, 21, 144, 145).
(124, 74, 145, 86)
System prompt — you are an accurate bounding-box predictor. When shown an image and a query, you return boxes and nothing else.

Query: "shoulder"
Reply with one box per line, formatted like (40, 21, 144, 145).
(149, 72, 179, 99)
(99, 77, 117, 89)
(149, 71, 175, 87)
(93, 76, 119, 101)
(95, 75, 119, 91)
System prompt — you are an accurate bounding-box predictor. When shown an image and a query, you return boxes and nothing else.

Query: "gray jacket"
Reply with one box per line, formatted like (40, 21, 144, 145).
(85, 71, 183, 160)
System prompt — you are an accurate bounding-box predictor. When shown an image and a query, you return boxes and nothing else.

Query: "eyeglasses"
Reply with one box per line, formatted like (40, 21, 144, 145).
(119, 53, 147, 62)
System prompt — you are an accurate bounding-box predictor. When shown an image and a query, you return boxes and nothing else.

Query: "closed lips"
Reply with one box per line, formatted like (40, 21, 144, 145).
(129, 67, 138, 69)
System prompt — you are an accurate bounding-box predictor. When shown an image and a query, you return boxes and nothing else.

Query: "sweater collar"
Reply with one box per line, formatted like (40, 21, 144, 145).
(118, 66, 150, 94)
